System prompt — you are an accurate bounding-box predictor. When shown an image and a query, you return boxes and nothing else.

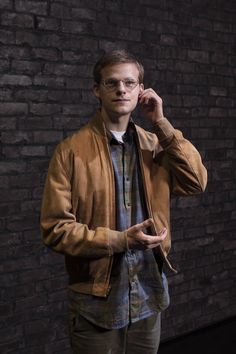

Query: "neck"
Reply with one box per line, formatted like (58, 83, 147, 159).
(101, 109, 130, 132)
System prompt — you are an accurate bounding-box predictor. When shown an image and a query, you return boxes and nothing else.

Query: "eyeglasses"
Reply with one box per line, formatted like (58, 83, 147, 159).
(101, 79, 139, 92)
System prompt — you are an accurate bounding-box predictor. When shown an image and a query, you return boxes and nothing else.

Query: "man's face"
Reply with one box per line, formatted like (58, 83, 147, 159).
(93, 63, 144, 120)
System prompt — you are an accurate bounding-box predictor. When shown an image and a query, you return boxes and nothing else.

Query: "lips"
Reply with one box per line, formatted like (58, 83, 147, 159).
(112, 99, 130, 102)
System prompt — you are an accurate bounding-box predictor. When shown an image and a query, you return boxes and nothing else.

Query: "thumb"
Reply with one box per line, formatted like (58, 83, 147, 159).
(139, 218, 154, 230)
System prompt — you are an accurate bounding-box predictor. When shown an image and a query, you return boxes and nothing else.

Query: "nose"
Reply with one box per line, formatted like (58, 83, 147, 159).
(116, 80, 126, 94)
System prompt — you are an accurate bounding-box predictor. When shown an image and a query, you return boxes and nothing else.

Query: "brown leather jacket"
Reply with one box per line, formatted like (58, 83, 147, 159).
(40, 111, 207, 297)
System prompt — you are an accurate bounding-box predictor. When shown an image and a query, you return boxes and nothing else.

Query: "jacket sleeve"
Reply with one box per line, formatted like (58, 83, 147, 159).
(40, 145, 128, 258)
(153, 118, 207, 195)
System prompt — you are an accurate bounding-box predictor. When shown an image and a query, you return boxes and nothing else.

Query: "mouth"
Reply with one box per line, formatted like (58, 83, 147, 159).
(112, 99, 130, 103)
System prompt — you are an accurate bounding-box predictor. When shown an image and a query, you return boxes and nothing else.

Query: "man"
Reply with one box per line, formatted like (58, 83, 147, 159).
(40, 50, 207, 353)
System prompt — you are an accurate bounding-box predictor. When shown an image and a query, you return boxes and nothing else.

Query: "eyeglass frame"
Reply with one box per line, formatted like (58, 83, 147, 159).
(100, 78, 140, 92)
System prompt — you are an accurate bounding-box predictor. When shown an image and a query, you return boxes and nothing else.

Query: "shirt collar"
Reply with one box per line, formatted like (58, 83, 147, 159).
(107, 119, 135, 145)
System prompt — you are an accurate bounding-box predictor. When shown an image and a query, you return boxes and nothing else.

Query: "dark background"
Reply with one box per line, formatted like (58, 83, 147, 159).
(0, 0, 236, 353)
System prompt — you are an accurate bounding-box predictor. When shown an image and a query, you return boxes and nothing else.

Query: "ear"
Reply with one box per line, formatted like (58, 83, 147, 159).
(138, 84, 144, 100)
(139, 83, 144, 95)
(93, 83, 100, 99)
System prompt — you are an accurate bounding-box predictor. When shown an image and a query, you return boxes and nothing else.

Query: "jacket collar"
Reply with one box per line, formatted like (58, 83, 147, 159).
(89, 110, 107, 138)
(89, 109, 136, 142)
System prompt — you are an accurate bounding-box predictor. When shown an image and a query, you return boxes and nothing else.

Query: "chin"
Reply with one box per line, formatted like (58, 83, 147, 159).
(116, 105, 136, 115)
(117, 111, 133, 118)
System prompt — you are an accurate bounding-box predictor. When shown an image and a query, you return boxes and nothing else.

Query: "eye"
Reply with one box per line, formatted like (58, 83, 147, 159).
(104, 79, 118, 88)
(124, 80, 137, 88)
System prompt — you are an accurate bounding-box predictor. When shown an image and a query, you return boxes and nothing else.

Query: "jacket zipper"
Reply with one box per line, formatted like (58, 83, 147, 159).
(135, 128, 178, 273)
(103, 133, 116, 297)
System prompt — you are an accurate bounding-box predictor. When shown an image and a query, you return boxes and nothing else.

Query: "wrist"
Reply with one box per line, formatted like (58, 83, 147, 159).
(152, 115, 165, 124)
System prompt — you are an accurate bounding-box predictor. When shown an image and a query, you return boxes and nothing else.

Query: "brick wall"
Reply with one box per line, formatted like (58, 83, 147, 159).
(0, 0, 235, 352)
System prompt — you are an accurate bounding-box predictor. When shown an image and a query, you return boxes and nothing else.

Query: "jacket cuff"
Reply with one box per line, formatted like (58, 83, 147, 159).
(108, 230, 128, 254)
(153, 117, 175, 143)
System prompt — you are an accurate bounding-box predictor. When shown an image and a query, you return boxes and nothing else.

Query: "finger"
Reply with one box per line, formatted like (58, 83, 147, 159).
(142, 228, 167, 244)
(158, 227, 167, 236)
(140, 218, 154, 229)
(129, 218, 153, 233)
(139, 93, 151, 104)
(141, 88, 155, 94)
(139, 89, 158, 98)
(140, 91, 162, 105)
(140, 237, 162, 249)
(142, 96, 159, 108)
(139, 90, 154, 101)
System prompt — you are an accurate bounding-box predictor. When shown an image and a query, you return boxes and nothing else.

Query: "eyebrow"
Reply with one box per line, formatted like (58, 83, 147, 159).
(104, 76, 137, 81)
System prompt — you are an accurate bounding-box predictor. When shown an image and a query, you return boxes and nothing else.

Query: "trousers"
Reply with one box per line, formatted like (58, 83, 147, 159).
(69, 310, 161, 354)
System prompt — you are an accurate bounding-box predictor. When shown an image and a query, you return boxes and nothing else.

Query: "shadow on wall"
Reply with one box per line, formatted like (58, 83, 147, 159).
(159, 316, 236, 354)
